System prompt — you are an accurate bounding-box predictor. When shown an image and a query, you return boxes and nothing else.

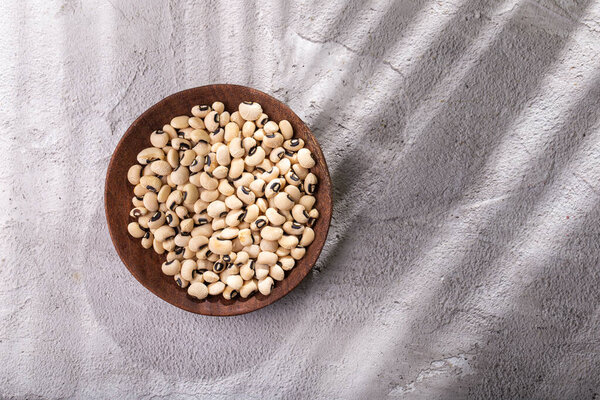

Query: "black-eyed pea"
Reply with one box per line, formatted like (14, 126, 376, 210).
(203, 111, 220, 132)
(166, 174, 176, 188)
(170, 115, 189, 130)
(261, 167, 280, 184)
(307, 208, 319, 226)
(208, 236, 233, 255)
(241, 204, 258, 224)
(225, 274, 243, 291)
(184, 201, 195, 214)
(216, 144, 231, 166)
(188, 281, 209, 299)
(208, 250, 220, 262)
(256, 113, 269, 128)
(175, 205, 189, 220)
(256, 251, 278, 265)
(148, 211, 166, 229)
(180, 127, 195, 140)
(276, 247, 290, 257)
(165, 210, 179, 227)
(290, 246, 306, 260)
(298, 148, 316, 168)
(304, 173, 318, 195)
(157, 185, 171, 203)
(161, 259, 181, 276)
(236, 186, 256, 205)
(225, 209, 245, 227)
(232, 172, 254, 189)
(180, 150, 196, 167)
(225, 195, 243, 210)
(153, 238, 165, 254)
(192, 104, 211, 118)
(200, 189, 219, 203)
(279, 120, 293, 140)
(223, 286, 239, 300)
(240, 260, 255, 280)
(132, 196, 144, 208)
(190, 273, 205, 284)
(189, 116, 205, 130)
(165, 190, 182, 211)
(171, 138, 192, 151)
(239, 279, 258, 298)
(245, 145, 266, 166)
(137, 147, 165, 165)
(261, 120, 277, 135)
(283, 138, 304, 152)
(167, 249, 184, 262)
(269, 147, 286, 163)
(277, 158, 292, 175)
(218, 180, 235, 197)
(249, 178, 266, 197)
(273, 192, 294, 211)
(209, 127, 224, 144)
(300, 227, 315, 246)
(266, 207, 286, 226)
(250, 215, 268, 231)
(170, 165, 190, 186)
(212, 260, 226, 273)
(243, 244, 260, 259)
(150, 130, 169, 148)
(224, 122, 240, 142)
(269, 264, 285, 281)
(210, 166, 228, 181)
(180, 259, 198, 281)
(196, 246, 211, 260)
(236, 251, 249, 265)
(174, 274, 189, 289)
(154, 225, 175, 242)
(162, 124, 177, 139)
(260, 239, 278, 253)
(193, 140, 211, 158)
(258, 276, 274, 295)
(203, 270, 220, 283)
(203, 153, 217, 173)
(208, 281, 225, 295)
(228, 140, 245, 162)
(192, 223, 213, 238)
(130, 207, 147, 218)
(166, 148, 179, 169)
(255, 264, 270, 280)
(230, 111, 244, 127)
(188, 236, 209, 252)
(174, 233, 191, 248)
(242, 137, 257, 153)
(265, 179, 282, 199)
(179, 218, 194, 233)
(212, 218, 226, 231)
(127, 165, 142, 185)
(292, 204, 310, 224)
(292, 164, 309, 180)
(219, 111, 230, 127)
(238, 228, 253, 246)
(262, 132, 284, 149)
(284, 170, 302, 186)
(142, 164, 155, 177)
(193, 199, 209, 214)
(162, 238, 176, 252)
(134, 184, 148, 198)
(283, 221, 304, 235)
(222, 252, 237, 265)
(239, 101, 262, 121)
(143, 192, 159, 212)
(299, 195, 316, 211)
(210, 101, 224, 114)
(198, 172, 217, 190)
(253, 128, 265, 142)
(281, 209, 293, 221)
(128, 222, 146, 238)
(242, 121, 256, 138)
(232, 237, 244, 252)
(206, 200, 227, 218)
(189, 157, 205, 174)
(141, 231, 154, 249)
(182, 183, 198, 205)
(220, 227, 239, 240)
(285, 151, 298, 164)
(278, 235, 299, 250)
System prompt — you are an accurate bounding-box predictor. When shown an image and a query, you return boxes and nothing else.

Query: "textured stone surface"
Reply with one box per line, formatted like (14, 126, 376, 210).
(2, 0, 600, 398)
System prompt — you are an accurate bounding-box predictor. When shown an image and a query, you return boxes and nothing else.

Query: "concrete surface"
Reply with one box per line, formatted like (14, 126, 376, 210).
(2, 0, 600, 398)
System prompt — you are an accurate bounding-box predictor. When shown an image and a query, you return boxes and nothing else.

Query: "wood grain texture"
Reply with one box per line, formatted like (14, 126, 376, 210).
(104, 84, 332, 316)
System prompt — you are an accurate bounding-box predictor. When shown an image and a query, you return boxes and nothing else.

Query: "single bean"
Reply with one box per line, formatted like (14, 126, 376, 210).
(220, 227, 239, 240)
(219, 111, 230, 127)
(143, 192, 158, 211)
(290, 246, 306, 260)
(141, 231, 154, 249)
(236, 186, 256, 205)
(212, 101, 225, 114)
(162, 124, 177, 139)
(292, 204, 309, 224)
(208, 236, 233, 255)
(211, 217, 226, 231)
(269, 264, 285, 281)
(189, 117, 205, 130)
(245, 145, 266, 166)
(192, 104, 211, 118)
(204, 111, 220, 132)
(283, 220, 304, 235)
(239, 101, 263, 121)
(161, 259, 181, 276)
(277, 158, 291, 175)
(240, 260, 255, 280)
(222, 286, 238, 300)
(128, 222, 146, 238)
(188, 282, 209, 299)
(242, 121, 256, 137)
(208, 281, 225, 295)
(279, 120, 293, 140)
(140, 175, 162, 193)
(148, 211, 166, 229)
(256, 251, 278, 265)
(256, 113, 269, 128)
(278, 235, 299, 250)
(137, 147, 165, 165)
(244, 204, 260, 223)
(207, 200, 227, 218)
(129, 207, 147, 218)
(273, 192, 294, 211)
(260, 239, 278, 253)
(249, 178, 266, 197)
(154, 225, 175, 241)
(258, 276, 275, 295)
(153, 238, 165, 254)
(209, 127, 225, 144)
(171, 115, 189, 130)
(239, 279, 258, 298)
(230, 111, 244, 128)
(127, 165, 142, 185)
(255, 264, 270, 280)
(276, 247, 290, 257)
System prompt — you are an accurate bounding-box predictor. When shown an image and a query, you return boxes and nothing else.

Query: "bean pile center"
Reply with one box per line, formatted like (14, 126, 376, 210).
(126, 101, 319, 300)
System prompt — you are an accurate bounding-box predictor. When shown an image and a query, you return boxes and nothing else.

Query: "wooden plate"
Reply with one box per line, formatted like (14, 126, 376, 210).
(104, 84, 332, 316)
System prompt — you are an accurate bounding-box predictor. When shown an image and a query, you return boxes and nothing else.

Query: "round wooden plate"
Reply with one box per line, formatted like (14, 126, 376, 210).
(104, 84, 332, 316)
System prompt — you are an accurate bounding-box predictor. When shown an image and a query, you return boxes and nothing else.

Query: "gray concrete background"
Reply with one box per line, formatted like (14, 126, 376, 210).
(2, 0, 600, 398)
